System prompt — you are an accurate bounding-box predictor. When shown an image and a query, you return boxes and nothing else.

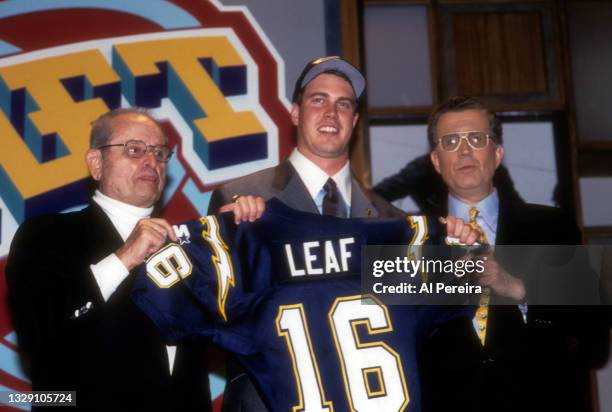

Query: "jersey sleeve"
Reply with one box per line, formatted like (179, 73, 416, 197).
(132, 213, 270, 355)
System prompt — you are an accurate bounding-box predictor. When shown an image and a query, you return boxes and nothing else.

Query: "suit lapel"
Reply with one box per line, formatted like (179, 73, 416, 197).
(81, 203, 125, 262)
(494, 198, 517, 245)
(350, 177, 378, 218)
(271, 161, 319, 214)
(269, 161, 378, 218)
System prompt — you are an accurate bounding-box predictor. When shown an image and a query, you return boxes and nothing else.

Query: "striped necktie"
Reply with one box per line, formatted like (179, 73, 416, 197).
(322, 178, 347, 218)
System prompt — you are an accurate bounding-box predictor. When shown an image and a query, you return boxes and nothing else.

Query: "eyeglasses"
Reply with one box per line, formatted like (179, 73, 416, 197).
(436, 131, 495, 152)
(98, 139, 173, 162)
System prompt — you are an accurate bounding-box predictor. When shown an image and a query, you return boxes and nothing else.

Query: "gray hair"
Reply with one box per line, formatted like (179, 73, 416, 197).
(89, 107, 166, 149)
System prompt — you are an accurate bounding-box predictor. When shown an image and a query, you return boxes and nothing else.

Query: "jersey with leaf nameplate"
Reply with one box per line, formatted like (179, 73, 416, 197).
(133, 198, 471, 412)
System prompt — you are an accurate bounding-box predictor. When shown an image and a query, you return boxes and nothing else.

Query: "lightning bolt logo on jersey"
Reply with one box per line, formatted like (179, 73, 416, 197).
(133, 199, 469, 412)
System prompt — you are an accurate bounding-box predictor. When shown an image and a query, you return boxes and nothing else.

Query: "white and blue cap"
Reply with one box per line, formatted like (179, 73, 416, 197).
(292, 56, 366, 103)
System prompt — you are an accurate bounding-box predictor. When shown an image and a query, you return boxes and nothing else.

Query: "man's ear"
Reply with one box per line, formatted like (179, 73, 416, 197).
(494, 145, 504, 169)
(290, 103, 300, 127)
(86, 149, 102, 181)
(352, 112, 359, 128)
(430, 150, 441, 174)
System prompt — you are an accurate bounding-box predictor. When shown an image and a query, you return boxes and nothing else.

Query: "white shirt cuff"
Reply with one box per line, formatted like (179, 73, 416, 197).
(90, 254, 130, 302)
(167, 346, 177, 375)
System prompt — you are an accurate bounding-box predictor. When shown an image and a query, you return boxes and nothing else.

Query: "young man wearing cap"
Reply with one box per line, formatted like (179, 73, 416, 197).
(209, 58, 481, 412)
(208, 56, 404, 412)
(208, 56, 401, 221)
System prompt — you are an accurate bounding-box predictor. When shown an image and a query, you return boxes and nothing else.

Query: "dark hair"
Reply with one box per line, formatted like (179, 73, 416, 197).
(427, 96, 502, 150)
(89, 107, 165, 149)
(293, 69, 359, 113)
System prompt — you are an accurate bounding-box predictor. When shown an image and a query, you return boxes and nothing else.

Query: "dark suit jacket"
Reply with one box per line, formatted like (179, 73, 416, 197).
(6, 204, 211, 411)
(419, 199, 603, 412)
(208, 160, 403, 412)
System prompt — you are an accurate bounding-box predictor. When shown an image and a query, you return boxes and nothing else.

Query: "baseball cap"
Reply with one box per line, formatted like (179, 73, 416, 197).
(292, 56, 366, 103)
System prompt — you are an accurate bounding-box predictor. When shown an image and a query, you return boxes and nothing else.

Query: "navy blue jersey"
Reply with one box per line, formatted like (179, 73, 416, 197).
(133, 199, 468, 412)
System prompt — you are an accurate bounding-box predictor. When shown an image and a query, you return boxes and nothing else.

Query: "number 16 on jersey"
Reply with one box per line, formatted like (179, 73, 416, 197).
(276, 295, 409, 412)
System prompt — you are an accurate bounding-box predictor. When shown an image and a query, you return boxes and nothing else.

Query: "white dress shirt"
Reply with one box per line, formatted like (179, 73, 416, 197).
(288, 148, 352, 214)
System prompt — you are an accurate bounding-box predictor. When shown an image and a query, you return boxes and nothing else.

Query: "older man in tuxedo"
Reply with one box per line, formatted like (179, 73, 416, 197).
(7, 108, 211, 411)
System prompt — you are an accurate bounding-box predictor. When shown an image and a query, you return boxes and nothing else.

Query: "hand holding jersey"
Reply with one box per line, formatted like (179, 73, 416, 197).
(442, 215, 479, 246)
(133, 199, 474, 412)
(219, 195, 266, 224)
(116, 218, 177, 271)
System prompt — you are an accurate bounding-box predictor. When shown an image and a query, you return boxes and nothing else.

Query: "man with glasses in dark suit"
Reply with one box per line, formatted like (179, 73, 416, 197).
(7, 108, 211, 411)
(420, 95, 601, 412)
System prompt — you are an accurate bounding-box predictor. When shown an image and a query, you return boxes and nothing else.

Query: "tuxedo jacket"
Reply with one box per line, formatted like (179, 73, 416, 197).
(208, 160, 404, 412)
(420, 199, 603, 412)
(6, 204, 211, 411)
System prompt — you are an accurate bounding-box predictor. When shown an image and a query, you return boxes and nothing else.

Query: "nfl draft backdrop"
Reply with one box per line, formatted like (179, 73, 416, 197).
(0, 0, 293, 409)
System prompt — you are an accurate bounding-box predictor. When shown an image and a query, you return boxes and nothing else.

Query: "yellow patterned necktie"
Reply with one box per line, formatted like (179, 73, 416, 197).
(469, 207, 490, 346)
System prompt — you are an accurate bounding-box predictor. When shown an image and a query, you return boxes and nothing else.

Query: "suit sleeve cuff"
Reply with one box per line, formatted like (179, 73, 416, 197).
(90, 254, 130, 302)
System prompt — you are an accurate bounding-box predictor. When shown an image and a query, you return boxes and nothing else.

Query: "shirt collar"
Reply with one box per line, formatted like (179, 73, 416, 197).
(448, 190, 499, 229)
(289, 148, 352, 206)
